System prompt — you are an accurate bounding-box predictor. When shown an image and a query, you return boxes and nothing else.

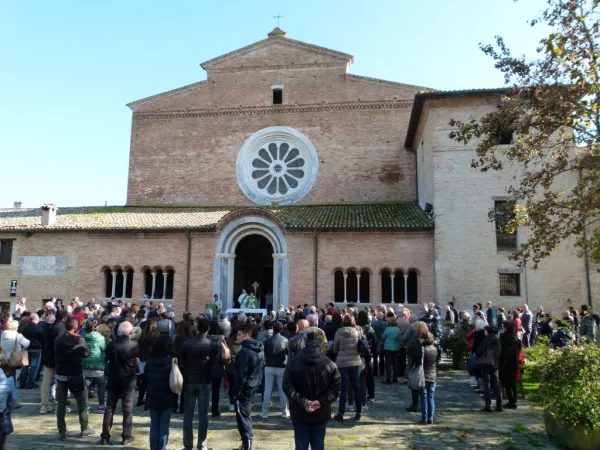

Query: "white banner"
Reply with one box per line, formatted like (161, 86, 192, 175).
(17, 256, 65, 276)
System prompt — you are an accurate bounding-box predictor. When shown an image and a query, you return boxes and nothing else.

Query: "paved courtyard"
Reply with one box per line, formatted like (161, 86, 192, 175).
(9, 370, 557, 450)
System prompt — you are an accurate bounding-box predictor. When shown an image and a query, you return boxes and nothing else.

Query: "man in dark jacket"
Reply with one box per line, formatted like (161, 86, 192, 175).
(19, 312, 43, 389)
(476, 325, 502, 412)
(54, 317, 95, 440)
(40, 309, 66, 414)
(261, 321, 289, 419)
(283, 329, 341, 450)
(101, 321, 139, 446)
(180, 318, 219, 450)
(233, 323, 264, 450)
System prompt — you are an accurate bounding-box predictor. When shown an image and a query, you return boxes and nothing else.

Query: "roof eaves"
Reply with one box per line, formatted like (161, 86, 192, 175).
(126, 81, 209, 109)
(404, 87, 508, 149)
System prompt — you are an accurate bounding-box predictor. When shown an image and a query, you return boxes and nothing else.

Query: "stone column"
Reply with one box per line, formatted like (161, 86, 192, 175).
(404, 274, 409, 304)
(214, 253, 235, 310)
(111, 271, 117, 298)
(356, 274, 361, 304)
(273, 253, 289, 310)
(343, 274, 348, 303)
(151, 271, 157, 299)
(122, 271, 128, 299)
(390, 274, 395, 305)
(162, 274, 168, 300)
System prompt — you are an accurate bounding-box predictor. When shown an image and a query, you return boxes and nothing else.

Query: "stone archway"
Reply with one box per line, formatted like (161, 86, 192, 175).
(212, 216, 288, 311)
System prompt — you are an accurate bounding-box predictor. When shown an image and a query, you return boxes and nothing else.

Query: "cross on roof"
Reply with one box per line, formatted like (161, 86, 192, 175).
(273, 12, 284, 27)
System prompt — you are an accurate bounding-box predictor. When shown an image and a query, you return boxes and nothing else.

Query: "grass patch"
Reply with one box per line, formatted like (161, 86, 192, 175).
(503, 437, 524, 450)
(513, 423, 529, 434)
(521, 370, 542, 403)
(527, 437, 544, 448)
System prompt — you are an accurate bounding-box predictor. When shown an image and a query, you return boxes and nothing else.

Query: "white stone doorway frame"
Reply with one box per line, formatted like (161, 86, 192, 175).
(212, 216, 289, 311)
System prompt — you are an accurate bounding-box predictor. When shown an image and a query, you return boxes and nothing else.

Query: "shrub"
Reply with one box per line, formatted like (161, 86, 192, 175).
(540, 344, 600, 432)
(440, 325, 468, 369)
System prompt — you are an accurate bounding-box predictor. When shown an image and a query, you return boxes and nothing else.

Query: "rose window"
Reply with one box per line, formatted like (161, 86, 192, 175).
(236, 127, 318, 205)
(251, 143, 306, 195)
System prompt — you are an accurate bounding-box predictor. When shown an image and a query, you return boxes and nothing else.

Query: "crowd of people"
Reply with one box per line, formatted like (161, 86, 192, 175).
(0, 296, 596, 450)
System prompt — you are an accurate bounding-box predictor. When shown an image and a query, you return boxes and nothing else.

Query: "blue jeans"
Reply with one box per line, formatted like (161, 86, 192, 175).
(293, 421, 326, 450)
(18, 351, 41, 388)
(149, 409, 171, 450)
(183, 383, 210, 450)
(338, 366, 361, 416)
(420, 381, 436, 421)
(262, 367, 287, 415)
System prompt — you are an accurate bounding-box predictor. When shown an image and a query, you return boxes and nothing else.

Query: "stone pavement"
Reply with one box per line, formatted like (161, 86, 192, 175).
(9, 370, 557, 450)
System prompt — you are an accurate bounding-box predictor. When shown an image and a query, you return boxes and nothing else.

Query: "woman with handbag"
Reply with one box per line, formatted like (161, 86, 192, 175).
(145, 335, 176, 450)
(499, 321, 522, 410)
(476, 325, 503, 412)
(405, 321, 429, 412)
(407, 331, 438, 424)
(0, 319, 30, 405)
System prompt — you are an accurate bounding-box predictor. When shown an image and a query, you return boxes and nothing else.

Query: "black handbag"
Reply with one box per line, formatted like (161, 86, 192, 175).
(476, 349, 494, 368)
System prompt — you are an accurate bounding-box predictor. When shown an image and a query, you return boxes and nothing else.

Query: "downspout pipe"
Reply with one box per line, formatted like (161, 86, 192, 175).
(578, 167, 593, 307)
(313, 230, 319, 307)
(185, 231, 193, 312)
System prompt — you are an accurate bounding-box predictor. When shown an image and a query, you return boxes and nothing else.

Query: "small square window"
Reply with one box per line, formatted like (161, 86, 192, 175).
(497, 129, 513, 145)
(499, 273, 520, 296)
(272, 88, 283, 105)
(0, 240, 14, 265)
(495, 200, 517, 250)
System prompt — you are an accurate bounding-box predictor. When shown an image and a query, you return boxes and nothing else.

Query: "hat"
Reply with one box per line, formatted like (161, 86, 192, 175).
(45, 301, 56, 310)
(306, 329, 324, 345)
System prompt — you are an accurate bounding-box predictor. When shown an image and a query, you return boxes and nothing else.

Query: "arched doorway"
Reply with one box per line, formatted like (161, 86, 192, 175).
(234, 235, 274, 309)
(213, 215, 289, 311)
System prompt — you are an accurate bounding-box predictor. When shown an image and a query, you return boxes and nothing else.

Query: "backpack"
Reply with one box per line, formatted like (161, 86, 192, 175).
(356, 329, 371, 358)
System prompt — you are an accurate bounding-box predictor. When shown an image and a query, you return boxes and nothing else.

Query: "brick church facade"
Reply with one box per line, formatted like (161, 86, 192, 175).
(0, 28, 597, 314)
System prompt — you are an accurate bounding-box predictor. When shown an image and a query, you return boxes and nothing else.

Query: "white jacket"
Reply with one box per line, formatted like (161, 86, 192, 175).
(0, 330, 30, 358)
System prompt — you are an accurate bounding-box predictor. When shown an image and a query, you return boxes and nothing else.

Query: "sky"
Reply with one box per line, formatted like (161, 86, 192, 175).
(0, 0, 550, 208)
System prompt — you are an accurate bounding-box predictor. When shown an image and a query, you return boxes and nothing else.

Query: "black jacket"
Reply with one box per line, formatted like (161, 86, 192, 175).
(233, 339, 264, 398)
(20, 322, 43, 351)
(499, 332, 522, 383)
(288, 333, 306, 358)
(106, 336, 140, 390)
(264, 333, 288, 368)
(181, 334, 219, 384)
(407, 339, 438, 382)
(54, 332, 90, 377)
(145, 355, 177, 412)
(476, 334, 501, 369)
(283, 343, 341, 424)
(43, 320, 66, 368)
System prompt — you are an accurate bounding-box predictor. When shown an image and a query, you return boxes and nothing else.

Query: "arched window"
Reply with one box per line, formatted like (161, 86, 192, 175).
(166, 269, 174, 299)
(104, 268, 113, 298)
(394, 270, 405, 304)
(115, 269, 124, 298)
(125, 268, 134, 298)
(154, 269, 164, 299)
(144, 268, 153, 298)
(407, 270, 418, 304)
(381, 270, 392, 303)
(334, 270, 345, 303)
(359, 270, 370, 303)
(347, 270, 358, 303)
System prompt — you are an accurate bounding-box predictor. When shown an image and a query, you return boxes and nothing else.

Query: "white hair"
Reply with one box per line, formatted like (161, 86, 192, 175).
(238, 313, 247, 324)
(310, 306, 317, 313)
(307, 314, 319, 327)
(6, 320, 18, 331)
(30, 313, 39, 323)
(118, 321, 133, 336)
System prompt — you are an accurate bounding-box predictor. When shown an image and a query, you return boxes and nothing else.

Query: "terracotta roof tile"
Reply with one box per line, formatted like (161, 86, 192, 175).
(0, 203, 433, 232)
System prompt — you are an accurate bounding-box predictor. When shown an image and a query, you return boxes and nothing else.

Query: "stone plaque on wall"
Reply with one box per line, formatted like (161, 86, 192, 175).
(17, 256, 65, 276)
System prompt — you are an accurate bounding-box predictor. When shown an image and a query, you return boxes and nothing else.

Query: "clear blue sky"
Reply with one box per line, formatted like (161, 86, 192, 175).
(0, 0, 549, 208)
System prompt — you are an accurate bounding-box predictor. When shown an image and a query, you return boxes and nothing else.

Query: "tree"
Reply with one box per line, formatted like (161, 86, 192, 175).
(449, 0, 600, 269)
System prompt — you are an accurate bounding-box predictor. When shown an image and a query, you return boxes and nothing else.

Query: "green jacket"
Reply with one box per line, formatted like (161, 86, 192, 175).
(381, 326, 401, 351)
(82, 331, 106, 371)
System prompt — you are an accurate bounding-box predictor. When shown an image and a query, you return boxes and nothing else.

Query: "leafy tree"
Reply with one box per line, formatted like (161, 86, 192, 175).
(449, 0, 600, 268)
